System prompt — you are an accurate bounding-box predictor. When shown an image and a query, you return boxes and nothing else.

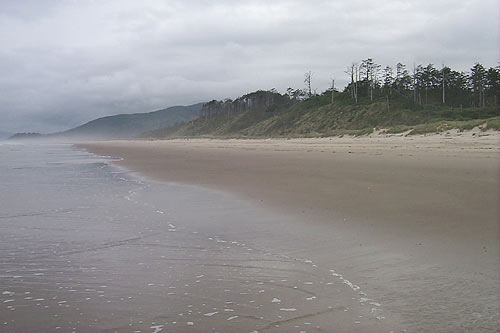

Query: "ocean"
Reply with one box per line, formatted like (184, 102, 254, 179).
(0, 143, 386, 332)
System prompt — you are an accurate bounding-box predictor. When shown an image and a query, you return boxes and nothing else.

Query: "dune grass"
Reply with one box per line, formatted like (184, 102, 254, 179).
(144, 92, 500, 139)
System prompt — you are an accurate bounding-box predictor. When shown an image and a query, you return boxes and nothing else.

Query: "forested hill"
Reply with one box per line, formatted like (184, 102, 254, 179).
(54, 103, 203, 140)
(142, 61, 500, 138)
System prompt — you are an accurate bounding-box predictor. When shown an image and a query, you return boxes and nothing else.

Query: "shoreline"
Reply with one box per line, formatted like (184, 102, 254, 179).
(77, 132, 500, 331)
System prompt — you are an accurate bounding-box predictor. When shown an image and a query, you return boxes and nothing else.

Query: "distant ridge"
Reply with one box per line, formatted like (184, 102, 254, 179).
(52, 103, 204, 140)
(8, 132, 43, 140)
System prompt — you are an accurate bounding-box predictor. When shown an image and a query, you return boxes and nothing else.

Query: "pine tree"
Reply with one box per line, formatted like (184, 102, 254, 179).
(486, 66, 500, 106)
(395, 63, 411, 92)
(383, 66, 394, 94)
(470, 63, 487, 107)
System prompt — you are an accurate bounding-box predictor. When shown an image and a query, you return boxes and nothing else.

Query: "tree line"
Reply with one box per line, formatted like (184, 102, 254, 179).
(286, 60, 499, 109)
(343, 59, 499, 108)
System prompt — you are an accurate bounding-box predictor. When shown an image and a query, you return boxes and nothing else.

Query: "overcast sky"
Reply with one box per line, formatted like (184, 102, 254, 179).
(0, 0, 497, 133)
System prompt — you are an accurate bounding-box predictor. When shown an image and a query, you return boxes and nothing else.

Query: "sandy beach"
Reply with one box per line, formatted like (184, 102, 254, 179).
(78, 131, 500, 332)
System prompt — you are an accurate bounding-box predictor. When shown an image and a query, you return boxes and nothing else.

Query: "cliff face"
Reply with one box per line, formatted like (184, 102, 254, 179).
(201, 90, 289, 117)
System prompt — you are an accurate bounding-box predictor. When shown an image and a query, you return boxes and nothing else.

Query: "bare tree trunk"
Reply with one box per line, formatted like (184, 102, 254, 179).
(331, 79, 335, 104)
(413, 63, 417, 103)
(354, 66, 358, 103)
(304, 71, 313, 98)
(442, 65, 446, 104)
(479, 86, 482, 107)
(346, 63, 358, 100)
(369, 71, 373, 101)
(481, 86, 486, 108)
(350, 67, 354, 99)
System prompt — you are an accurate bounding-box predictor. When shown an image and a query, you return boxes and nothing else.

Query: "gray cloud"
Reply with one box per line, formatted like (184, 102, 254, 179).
(0, 0, 497, 133)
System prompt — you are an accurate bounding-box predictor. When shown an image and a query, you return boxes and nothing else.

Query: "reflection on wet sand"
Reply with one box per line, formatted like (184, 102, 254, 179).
(1, 144, 391, 332)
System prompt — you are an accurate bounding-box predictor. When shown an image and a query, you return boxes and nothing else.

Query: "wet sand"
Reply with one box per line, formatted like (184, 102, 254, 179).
(79, 131, 500, 332)
(4, 144, 393, 333)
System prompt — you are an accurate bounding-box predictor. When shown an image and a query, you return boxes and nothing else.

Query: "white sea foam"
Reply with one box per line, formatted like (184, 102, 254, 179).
(204, 311, 218, 316)
(150, 324, 163, 333)
(329, 269, 384, 320)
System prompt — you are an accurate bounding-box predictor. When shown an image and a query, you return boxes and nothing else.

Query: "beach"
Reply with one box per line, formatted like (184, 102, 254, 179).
(78, 131, 500, 331)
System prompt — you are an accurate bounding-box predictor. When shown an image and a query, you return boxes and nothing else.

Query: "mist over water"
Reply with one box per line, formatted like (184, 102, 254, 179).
(0, 143, 386, 332)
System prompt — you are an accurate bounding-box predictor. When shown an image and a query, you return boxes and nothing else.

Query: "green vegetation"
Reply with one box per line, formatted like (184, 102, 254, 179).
(383, 118, 500, 135)
(484, 118, 500, 130)
(142, 60, 499, 139)
(143, 92, 499, 138)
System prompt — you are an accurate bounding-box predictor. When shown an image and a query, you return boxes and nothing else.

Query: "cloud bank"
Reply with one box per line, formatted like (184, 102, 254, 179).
(0, 0, 497, 132)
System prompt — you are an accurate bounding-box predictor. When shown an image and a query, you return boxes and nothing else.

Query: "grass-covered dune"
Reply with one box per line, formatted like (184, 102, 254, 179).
(142, 91, 500, 139)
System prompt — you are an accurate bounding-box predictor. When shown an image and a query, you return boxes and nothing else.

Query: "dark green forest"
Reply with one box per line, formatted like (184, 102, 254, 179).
(339, 59, 499, 108)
